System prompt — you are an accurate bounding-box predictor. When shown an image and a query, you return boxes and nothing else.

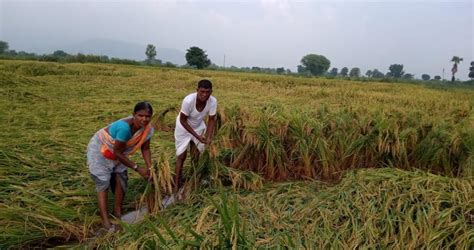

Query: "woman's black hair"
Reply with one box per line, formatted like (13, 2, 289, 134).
(134, 101, 153, 114)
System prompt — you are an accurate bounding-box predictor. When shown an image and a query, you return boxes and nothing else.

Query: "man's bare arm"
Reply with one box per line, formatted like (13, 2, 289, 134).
(206, 115, 216, 143)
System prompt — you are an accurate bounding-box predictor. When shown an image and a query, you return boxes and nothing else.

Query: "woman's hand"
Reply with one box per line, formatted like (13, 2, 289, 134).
(136, 166, 150, 179)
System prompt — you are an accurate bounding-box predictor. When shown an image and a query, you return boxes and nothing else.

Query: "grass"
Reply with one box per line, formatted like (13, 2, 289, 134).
(0, 59, 473, 247)
(96, 168, 474, 248)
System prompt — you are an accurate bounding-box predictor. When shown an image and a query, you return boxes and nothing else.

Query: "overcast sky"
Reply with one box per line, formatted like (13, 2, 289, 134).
(1, 0, 473, 79)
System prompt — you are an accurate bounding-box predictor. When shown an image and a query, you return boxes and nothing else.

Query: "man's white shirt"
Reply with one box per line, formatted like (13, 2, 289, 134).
(178, 93, 217, 130)
(174, 93, 217, 155)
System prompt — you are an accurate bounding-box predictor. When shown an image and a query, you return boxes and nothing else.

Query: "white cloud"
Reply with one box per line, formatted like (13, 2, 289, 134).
(260, 0, 294, 23)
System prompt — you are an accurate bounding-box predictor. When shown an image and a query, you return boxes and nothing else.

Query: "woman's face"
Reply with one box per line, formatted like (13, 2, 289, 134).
(133, 109, 152, 128)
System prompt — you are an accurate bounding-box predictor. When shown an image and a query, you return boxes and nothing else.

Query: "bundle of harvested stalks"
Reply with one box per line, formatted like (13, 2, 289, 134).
(140, 146, 264, 213)
(137, 153, 174, 215)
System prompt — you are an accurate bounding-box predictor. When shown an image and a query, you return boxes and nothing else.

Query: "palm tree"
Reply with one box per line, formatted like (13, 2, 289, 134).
(451, 56, 463, 82)
(469, 62, 474, 80)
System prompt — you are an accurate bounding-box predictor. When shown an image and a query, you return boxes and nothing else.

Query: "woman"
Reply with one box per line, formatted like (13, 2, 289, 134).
(86, 101, 154, 231)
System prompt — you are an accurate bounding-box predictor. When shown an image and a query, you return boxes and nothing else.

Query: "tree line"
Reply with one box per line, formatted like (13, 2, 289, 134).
(1, 40, 473, 82)
(297, 54, 473, 82)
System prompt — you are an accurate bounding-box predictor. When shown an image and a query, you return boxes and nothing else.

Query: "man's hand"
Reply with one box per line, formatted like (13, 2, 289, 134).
(136, 166, 150, 179)
(198, 135, 209, 144)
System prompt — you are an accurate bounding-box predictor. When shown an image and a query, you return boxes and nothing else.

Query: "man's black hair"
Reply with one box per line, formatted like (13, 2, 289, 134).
(197, 79, 212, 89)
(134, 101, 153, 114)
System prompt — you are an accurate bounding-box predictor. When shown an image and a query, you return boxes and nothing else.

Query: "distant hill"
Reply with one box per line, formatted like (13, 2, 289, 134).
(64, 38, 186, 65)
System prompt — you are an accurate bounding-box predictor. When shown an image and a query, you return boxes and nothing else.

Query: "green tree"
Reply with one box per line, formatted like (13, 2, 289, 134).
(163, 62, 176, 68)
(251, 66, 261, 72)
(76, 53, 86, 63)
(371, 69, 384, 78)
(276, 67, 285, 74)
(297, 65, 308, 74)
(6, 50, 17, 56)
(349, 67, 360, 77)
(366, 70, 373, 78)
(340, 67, 349, 77)
(145, 44, 157, 64)
(469, 61, 474, 80)
(186, 46, 211, 69)
(298, 54, 330, 76)
(329, 68, 338, 76)
(53, 50, 69, 58)
(0, 40, 9, 54)
(421, 74, 430, 81)
(388, 64, 405, 78)
(402, 73, 414, 80)
(450, 56, 463, 82)
(434, 75, 441, 81)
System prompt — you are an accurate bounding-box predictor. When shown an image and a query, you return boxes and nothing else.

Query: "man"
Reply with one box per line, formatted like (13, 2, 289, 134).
(174, 79, 217, 194)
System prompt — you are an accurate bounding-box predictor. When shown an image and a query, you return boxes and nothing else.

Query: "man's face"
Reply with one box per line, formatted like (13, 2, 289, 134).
(196, 87, 212, 102)
(133, 109, 152, 128)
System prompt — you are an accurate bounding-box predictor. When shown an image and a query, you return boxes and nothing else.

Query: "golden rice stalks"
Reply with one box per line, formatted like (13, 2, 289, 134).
(139, 153, 174, 214)
(99, 168, 474, 249)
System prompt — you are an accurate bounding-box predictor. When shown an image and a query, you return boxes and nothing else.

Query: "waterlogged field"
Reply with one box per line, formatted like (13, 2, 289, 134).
(0, 60, 473, 248)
